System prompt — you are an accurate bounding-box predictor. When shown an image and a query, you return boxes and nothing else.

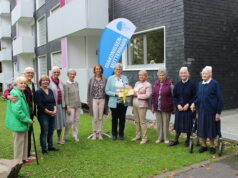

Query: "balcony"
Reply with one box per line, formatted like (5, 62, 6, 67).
(47, 0, 108, 42)
(0, 72, 13, 84)
(11, 0, 34, 25)
(0, 1, 10, 16)
(0, 25, 11, 39)
(0, 49, 12, 61)
(12, 36, 35, 56)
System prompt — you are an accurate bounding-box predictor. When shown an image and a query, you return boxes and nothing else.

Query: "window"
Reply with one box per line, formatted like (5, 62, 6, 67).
(37, 16, 46, 46)
(38, 56, 47, 78)
(50, 4, 60, 14)
(51, 51, 62, 69)
(124, 27, 165, 70)
(36, 0, 45, 9)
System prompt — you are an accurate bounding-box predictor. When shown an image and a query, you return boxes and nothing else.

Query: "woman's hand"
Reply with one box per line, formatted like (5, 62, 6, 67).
(215, 114, 221, 121)
(66, 106, 71, 115)
(7, 95, 18, 102)
(183, 104, 189, 111)
(29, 120, 34, 125)
(151, 107, 155, 113)
(190, 103, 196, 112)
(177, 105, 183, 111)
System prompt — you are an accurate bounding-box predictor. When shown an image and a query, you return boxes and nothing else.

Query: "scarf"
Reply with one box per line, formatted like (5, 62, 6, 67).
(51, 76, 62, 104)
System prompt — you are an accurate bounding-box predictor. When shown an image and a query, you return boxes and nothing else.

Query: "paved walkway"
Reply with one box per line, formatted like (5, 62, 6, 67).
(156, 154, 238, 178)
(220, 109, 238, 141)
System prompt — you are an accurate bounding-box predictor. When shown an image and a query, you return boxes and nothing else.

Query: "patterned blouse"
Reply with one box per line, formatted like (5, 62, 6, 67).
(92, 78, 105, 99)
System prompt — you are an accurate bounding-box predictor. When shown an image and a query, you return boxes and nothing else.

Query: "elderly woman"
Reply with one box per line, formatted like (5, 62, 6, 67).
(191, 66, 223, 154)
(63, 69, 81, 142)
(88, 64, 107, 140)
(169, 67, 196, 147)
(131, 70, 152, 144)
(152, 70, 174, 144)
(36, 75, 58, 154)
(49, 66, 66, 144)
(105, 63, 129, 141)
(5, 76, 33, 163)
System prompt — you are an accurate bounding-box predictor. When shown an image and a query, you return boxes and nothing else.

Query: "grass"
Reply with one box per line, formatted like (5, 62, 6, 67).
(0, 99, 227, 178)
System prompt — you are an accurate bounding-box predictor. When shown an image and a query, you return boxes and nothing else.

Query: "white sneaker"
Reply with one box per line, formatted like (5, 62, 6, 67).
(155, 139, 163, 144)
(74, 137, 79, 142)
(164, 140, 170, 144)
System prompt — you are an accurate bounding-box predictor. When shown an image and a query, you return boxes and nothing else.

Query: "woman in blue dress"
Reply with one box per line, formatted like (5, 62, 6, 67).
(170, 67, 196, 147)
(191, 66, 223, 154)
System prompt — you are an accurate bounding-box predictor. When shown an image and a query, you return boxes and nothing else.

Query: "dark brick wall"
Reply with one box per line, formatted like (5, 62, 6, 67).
(184, 0, 238, 109)
(111, 0, 185, 90)
(112, 0, 238, 109)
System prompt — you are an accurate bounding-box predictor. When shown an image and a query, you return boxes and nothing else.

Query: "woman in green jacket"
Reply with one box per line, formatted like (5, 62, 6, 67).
(5, 76, 33, 164)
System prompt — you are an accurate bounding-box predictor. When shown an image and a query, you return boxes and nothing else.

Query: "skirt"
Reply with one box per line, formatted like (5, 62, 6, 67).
(174, 110, 195, 134)
(55, 104, 66, 130)
(197, 109, 220, 139)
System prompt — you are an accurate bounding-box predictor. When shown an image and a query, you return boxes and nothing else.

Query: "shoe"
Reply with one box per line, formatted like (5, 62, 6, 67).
(74, 137, 79, 142)
(98, 132, 103, 140)
(140, 139, 147, 144)
(164, 140, 170, 144)
(30, 152, 36, 156)
(155, 139, 163, 144)
(131, 137, 141, 142)
(42, 150, 48, 154)
(119, 136, 124, 140)
(27, 156, 36, 160)
(209, 147, 216, 154)
(91, 133, 97, 140)
(169, 141, 179, 146)
(184, 140, 189, 147)
(199, 146, 208, 153)
(23, 159, 33, 163)
(112, 135, 117, 141)
(48, 147, 59, 151)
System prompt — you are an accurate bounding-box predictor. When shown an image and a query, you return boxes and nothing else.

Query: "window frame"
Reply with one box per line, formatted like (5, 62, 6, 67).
(50, 3, 60, 15)
(37, 15, 47, 47)
(37, 55, 47, 79)
(122, 26, 166, 71)
(51, 51, 62, 69)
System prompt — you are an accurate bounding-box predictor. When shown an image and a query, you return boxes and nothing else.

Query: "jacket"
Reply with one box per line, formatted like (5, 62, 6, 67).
(133, 81, 152, 108)
(105, 75, 129, 108)
(5, 87, 31, 132)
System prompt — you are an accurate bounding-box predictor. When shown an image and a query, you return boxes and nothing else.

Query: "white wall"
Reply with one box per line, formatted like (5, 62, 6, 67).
(67, 36, 86, 69)
(18, 56, 34, 74)
(86, 36, 100, 68)
(18, 21, 33, 36)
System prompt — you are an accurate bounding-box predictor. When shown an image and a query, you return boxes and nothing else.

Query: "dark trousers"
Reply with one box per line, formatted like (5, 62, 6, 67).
(110, 103, 128, 137)
(38, 114, 55, 151)
(27, 124, 33, 156)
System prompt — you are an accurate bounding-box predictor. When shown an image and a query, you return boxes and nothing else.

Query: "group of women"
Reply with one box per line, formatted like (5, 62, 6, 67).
(5, 63, 223, 163)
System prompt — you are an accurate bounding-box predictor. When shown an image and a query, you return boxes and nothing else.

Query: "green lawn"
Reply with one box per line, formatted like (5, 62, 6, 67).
(0, 99, 220, 178)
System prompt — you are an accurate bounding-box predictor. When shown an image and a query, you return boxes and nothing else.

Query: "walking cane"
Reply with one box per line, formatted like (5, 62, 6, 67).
(32, 125, 39, 165)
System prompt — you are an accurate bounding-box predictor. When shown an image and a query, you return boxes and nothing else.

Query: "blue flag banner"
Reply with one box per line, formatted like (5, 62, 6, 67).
(98, 18, 136, 78)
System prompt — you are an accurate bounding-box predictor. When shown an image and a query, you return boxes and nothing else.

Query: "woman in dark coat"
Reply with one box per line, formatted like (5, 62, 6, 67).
(191, 66, 223, 154)
(169, 67, 196, 147)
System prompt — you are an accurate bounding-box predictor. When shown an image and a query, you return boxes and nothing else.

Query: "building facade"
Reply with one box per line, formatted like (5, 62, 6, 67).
(0, 0, 237, 109)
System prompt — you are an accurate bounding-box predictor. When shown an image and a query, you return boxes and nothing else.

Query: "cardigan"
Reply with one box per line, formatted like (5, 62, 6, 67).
(64, 81, 81, 108)
(105, 75, 129, 108)
(5, 87, 31, 132)
(49, 78, 65, 107)
(35, 88, 56, 116)
(194, 79, 223, 114)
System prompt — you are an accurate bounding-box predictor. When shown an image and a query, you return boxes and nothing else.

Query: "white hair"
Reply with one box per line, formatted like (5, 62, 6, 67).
(24, 67, 34, 73)
(67, 68, 77, 75)
(202, 66, 212, 74)
(51, 66, 61, 73)
(179, 66, 188, 73)
(157, 69, 167, 76)
(15, 76, 27, 84)
(114, 63, 123, 70)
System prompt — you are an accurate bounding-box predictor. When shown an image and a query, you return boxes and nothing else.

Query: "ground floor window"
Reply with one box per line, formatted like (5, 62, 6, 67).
(123, 26, 165, 70)
(38, 55, 47, 79)
(51, 51, 62, 69)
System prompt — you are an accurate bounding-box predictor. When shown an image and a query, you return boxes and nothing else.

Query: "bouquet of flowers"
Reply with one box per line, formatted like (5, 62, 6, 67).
(117, 85, 134, 104)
